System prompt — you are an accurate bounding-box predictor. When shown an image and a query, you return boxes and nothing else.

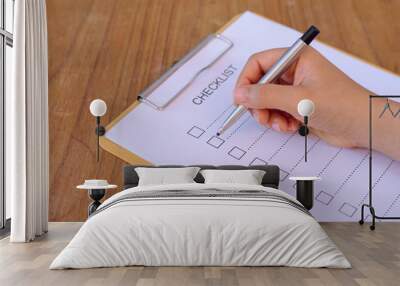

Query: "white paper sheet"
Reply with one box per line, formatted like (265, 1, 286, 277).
(105, 11, 400, 221)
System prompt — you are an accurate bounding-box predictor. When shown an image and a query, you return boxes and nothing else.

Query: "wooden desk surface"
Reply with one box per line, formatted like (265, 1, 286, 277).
(47, 0, 400, 221)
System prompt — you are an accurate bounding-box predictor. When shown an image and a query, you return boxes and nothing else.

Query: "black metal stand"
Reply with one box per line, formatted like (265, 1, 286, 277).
(359, 95, 400, 231)
(88, 189, 105, 216)
(298, 119, 309, 162)
(296, 180, 314, 210)
(95, 116, 106, 162)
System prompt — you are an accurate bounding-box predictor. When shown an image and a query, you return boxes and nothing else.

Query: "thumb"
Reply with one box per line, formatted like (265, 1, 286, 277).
(234, 84, 305, 116)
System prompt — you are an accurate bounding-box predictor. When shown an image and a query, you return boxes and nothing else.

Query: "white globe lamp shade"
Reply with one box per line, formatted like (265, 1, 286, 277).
(297, 99, 315, 117)
(90, 99, 107, 117)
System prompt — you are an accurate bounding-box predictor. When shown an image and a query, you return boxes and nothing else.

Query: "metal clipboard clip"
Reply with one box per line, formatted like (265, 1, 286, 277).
(137, 34, 234, 111)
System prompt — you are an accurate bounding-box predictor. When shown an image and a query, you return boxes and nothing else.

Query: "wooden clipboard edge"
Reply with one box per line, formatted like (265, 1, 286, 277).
(100, 134, 150, 165)
(99, 13, 243, 165)
(99, 99, 151, 165)
(100, 11, 400, 165)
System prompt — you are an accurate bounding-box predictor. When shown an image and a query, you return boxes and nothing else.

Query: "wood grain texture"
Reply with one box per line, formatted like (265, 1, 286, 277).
(1, 223, 400, 285)
(47, 0, 400, 221)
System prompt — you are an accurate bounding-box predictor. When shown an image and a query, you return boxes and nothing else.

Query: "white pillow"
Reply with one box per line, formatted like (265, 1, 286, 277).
(135, 167, 200, 186)
(200, 169, 266, 185)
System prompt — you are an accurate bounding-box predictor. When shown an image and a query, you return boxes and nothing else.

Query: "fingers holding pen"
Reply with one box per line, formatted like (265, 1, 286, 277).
(249, 109, 299, 133)
(236, 81, 304, 133)
(235, 48, 290, 87)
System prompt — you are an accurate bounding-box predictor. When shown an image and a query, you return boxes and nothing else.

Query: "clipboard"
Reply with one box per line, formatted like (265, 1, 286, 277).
(100, 11, 400, 166)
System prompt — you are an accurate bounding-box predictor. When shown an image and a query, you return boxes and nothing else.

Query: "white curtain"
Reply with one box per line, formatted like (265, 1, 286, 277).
(8, 0, 49, 242)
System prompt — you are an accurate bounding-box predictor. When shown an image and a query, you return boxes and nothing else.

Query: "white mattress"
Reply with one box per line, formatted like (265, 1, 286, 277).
(50, 183, 350, 269)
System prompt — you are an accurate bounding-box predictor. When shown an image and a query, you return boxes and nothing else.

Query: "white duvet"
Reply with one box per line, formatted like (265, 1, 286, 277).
(50, 183, 350, 269)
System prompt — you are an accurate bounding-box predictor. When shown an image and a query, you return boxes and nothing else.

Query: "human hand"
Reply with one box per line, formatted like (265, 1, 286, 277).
(234, 46, 372, 150)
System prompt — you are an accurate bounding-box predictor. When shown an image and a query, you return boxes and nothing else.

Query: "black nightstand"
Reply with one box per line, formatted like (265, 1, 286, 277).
(289, 177, 321, 210)
(77, 180, 117, 217)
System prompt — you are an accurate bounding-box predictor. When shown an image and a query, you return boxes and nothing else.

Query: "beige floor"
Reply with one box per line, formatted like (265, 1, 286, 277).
(0, 222, 399, 286)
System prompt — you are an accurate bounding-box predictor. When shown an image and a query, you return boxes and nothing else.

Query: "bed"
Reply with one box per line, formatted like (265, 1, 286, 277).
(50, 165, 350, 269)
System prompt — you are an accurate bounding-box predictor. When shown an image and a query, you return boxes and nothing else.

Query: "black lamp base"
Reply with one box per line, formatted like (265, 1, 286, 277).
(96, 126, 106, 136)
(298, 125, 309, 136)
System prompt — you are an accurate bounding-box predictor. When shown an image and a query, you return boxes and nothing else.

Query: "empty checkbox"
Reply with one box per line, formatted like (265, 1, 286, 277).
(249, 157, 267, 166)
(187, 126, 205, 138)
(280, 169, 289, 181)
(207, 136, 225, 149)
(316, 191, 334, 205)
(228, 146, 246, 160)
(339, 203, 357, 217)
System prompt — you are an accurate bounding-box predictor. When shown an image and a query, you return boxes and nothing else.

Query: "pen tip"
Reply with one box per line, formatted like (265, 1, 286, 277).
(216, 132, 220, 137)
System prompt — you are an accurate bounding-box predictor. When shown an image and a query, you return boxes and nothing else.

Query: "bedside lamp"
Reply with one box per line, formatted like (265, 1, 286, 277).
(89, 99, 107, 162)
(297, 99, 315, 162)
